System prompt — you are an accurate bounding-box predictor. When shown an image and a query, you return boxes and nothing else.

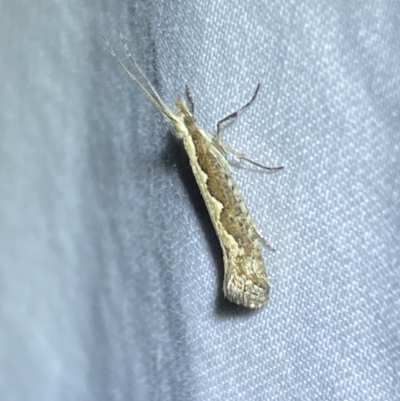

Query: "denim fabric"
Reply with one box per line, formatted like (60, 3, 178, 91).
(1, 1, 399, 400)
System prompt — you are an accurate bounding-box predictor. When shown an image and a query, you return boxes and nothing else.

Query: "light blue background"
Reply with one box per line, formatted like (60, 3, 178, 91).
(1, 1, 399, 400)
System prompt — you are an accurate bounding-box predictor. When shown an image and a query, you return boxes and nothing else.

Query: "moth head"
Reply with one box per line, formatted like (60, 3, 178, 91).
(175, 98, 196, 129)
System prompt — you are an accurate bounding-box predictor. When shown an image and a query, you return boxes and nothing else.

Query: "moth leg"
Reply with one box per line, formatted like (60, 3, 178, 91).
(214, 84, 283, 170)
(216, 83, 261, 139)
(254, 226, 276, 252)
(221, 141, 284, 172)
(185, 84, 195, 114)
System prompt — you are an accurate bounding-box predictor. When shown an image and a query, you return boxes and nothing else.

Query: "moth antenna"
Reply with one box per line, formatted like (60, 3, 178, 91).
(103, 36, 176, 122)
(117, 31, 170, 113)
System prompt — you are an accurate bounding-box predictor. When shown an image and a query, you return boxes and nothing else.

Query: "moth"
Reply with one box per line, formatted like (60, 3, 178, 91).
(104, 34, 282, 308)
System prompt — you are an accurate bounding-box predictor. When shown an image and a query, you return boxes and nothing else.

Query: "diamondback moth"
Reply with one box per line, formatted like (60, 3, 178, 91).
(104, 34, 283, 308)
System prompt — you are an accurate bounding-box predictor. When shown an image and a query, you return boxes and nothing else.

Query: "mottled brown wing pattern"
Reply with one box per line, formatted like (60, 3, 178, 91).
(104, 35, 280, 308)
(181, 113, 269, 308)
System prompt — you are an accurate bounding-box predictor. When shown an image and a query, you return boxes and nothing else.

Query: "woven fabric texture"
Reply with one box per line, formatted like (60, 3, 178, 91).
(1, 1, 399, 400)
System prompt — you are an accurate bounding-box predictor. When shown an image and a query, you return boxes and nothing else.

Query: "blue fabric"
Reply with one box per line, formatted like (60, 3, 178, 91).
(1, 1, 399, 400)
